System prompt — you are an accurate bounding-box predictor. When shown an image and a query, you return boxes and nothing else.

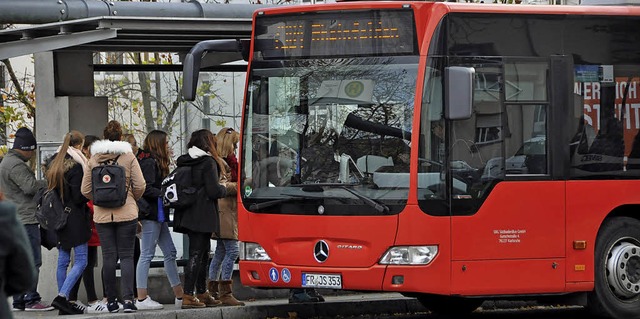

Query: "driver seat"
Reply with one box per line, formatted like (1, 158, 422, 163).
(357, 155, 394, 174)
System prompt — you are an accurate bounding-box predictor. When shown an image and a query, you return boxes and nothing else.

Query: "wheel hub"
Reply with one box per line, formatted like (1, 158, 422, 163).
(607, 241, 640, 299)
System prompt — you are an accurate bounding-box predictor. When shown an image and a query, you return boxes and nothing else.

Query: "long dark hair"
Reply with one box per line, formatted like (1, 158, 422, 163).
(46, 130, 84, 199)
(143, 130, 170, 177)
(187, 129, 227, 176)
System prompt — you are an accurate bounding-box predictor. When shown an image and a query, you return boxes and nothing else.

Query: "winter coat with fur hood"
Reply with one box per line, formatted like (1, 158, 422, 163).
(81, 140, 146, 224)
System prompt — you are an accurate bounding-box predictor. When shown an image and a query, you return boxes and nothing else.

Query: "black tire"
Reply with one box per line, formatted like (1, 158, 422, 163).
(417, 294, 483, 316)
(588, 217, 640, 319)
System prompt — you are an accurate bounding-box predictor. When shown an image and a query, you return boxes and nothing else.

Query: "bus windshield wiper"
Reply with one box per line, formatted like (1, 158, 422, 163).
(337, 186, 390, 214)
(292, 183, 390, 214)
(248, 195, 307, 212)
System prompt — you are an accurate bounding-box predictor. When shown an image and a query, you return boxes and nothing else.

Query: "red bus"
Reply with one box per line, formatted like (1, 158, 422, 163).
(183, 2, 640, 318)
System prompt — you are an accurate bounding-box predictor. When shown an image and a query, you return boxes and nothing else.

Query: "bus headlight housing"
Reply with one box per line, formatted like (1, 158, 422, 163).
(240, 242, 271, 261)
(379, 245, 438, 265)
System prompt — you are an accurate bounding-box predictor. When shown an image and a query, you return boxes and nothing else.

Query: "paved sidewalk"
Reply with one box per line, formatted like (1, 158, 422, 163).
(12, 293, 427, 319)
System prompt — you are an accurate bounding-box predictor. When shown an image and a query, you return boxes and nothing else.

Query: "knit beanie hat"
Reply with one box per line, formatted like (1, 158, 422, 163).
(13, 127, 37, 151)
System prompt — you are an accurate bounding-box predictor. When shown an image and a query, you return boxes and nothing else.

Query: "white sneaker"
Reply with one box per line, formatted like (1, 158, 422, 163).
(86, 302, 110, 314)
(135, 296, 164, 310)
(174, 298, 182, 309)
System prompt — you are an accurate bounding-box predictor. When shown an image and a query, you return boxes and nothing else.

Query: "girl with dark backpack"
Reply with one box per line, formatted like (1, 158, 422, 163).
(135, 130, 184, 310)
(81, 120, 146, 313)
(173, 129, 228, 309)
(44, 130, 91, 315)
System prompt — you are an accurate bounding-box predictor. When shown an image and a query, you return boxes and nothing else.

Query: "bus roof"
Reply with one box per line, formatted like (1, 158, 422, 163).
(254, 1, 640, 17)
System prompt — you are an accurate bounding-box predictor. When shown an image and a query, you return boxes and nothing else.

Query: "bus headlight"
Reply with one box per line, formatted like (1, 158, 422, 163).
(379, 246, 438, 265)
(240, 242, 271, 261)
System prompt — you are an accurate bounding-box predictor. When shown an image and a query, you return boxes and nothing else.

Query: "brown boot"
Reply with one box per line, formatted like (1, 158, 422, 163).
(207, 280, 220, 300)
(197, 291, 222, 307)
(181, 294, 206, 309)
(218, 280, 245, 306)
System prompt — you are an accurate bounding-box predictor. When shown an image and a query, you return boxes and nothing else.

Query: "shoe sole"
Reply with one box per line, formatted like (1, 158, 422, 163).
(181, 305, 206, 309)
(25, 308, 54, 311)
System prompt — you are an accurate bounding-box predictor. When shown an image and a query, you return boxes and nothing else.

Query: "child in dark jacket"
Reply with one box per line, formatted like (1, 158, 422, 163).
(173, 129, 228, 308)
(44, 130, 91, 315)
(135, 130, 184, 310)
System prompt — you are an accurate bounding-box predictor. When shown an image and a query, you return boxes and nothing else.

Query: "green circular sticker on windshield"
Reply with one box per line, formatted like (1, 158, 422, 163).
(244, 186, 253, 197)
(344, 81, 364, 98)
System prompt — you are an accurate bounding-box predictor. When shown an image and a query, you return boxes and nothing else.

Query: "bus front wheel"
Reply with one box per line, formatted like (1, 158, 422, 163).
(417, 294, 483, 316)
(589, 216, 640, 319)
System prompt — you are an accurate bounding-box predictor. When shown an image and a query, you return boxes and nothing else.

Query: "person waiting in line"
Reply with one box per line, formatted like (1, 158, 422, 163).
(135, 130, 184, 310)
(123, 133, 142, 300)
(43, 130, 92, 315)
(0, 127, 53, 312)
(173, 129, 227, 309)
(81, 120, 146, 313)
(68, 134, 110, 313)
(0, 191, 37, 319)
(208, 127, 245, 306)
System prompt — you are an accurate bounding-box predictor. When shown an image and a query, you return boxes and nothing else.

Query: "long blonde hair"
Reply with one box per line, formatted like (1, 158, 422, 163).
(216, 127, 239, 158)
(46, 130, 84, 199)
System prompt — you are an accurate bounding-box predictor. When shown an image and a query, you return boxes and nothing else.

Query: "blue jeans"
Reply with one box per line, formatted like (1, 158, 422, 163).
(57, 243, 88, 298)
(208, 239, 239, 281)
(13, 224, 42, 306)
(136, 220, 181, 289)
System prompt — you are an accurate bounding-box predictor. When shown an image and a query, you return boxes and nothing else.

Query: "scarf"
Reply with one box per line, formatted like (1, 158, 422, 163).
(57, 145, 88, 171)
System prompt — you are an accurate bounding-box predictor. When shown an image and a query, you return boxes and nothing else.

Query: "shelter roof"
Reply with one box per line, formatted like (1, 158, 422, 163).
(0, 16, 252, 60)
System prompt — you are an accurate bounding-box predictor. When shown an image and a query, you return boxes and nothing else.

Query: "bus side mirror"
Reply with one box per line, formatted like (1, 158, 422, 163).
(445, 66, 475, 120)
(182, 39, 247, 101)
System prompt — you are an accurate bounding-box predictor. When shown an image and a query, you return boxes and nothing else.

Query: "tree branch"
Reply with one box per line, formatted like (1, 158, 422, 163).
(2, 59, 35, 118)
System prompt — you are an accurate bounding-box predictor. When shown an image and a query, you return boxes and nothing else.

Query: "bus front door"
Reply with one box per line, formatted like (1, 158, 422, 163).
(448, 58, 566, 296)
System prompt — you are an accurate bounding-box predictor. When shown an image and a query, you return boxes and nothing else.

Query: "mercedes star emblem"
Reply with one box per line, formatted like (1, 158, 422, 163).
(314, 240, 329, 263)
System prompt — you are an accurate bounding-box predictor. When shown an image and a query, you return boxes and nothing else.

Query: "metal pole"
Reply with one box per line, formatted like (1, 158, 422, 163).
(0, 0, 272, 24)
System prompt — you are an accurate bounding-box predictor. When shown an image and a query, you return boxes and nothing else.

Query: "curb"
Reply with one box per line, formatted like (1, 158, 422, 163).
(12, 293, 558, 319)
(45, 294, 428, 319)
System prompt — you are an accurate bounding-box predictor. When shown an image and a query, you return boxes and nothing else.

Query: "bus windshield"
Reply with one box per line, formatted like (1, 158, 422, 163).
(241, 56, 418, 215)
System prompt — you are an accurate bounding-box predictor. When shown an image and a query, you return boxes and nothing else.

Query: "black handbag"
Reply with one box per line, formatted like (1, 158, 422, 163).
(40, 225, 57, 250)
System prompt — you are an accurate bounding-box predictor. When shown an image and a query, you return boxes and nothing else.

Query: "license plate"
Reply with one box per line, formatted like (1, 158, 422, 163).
(302, 273, 342, 289)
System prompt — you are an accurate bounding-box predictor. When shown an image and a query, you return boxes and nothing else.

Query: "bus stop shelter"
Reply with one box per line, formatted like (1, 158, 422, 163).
(0, 1, 269, 302)
(0, 13, 255, 142)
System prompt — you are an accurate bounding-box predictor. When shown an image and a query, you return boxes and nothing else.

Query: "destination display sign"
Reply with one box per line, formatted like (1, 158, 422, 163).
(254, 10, 417, 59)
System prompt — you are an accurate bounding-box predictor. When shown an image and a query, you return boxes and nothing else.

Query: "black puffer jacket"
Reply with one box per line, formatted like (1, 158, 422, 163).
(45, 154, 91, 250)
(172, 147, 226, 235)
(137, 150, 163, 221)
